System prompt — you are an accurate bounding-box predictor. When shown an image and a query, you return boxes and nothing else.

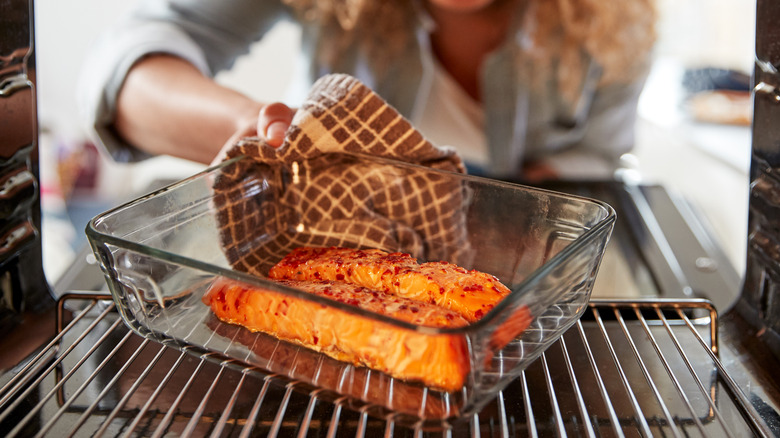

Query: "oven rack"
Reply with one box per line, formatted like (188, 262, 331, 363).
(0, 294, 772, 437)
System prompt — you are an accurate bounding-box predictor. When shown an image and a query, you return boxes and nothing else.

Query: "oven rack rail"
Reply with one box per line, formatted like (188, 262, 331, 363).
(0, 294, 773, 437)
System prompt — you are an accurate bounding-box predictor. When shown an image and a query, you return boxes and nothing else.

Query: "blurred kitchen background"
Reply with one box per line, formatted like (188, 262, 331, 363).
(36, 0, 755, 288)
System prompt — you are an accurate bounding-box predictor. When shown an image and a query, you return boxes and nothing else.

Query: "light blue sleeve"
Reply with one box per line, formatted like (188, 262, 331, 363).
(77, 0, 293, 162)
(543, 76, 649, 180)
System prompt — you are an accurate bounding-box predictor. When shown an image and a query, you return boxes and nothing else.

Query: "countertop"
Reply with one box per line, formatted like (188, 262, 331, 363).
(633, 59, 751, 277)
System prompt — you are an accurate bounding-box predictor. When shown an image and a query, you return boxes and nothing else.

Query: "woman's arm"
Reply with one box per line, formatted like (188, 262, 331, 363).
(78, 0, 296, 163)
(115, 54, 293, 164)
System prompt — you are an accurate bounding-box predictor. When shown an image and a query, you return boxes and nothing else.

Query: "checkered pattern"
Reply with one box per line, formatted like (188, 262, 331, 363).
(213, 74, 471, 277)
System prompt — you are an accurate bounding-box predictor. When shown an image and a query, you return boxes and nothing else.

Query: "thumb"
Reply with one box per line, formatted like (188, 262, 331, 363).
(258, 102, 295, 148)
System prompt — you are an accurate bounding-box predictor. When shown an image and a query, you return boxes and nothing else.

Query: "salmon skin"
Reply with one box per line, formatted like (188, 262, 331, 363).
(203, 277, 471, 391)
(269, 246, 512, 322)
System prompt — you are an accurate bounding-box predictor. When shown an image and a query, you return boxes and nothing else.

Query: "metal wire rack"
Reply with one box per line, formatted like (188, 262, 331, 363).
(0, 293, 773, 437)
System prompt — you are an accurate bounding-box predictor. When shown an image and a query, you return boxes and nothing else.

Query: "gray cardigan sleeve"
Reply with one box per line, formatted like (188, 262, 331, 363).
(543, 77, 648, 180)
(77, 0, 293, 162)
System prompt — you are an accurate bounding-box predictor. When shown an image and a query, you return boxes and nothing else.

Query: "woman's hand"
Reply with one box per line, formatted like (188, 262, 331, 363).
(115, 55, 297, 166)
(259, 102, 296, 147)
(521, 160, 558, 184)
(211, 102, 296, 166)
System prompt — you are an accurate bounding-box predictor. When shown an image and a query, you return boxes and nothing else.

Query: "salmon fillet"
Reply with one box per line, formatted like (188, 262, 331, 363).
(203, 277, 470, 391)
(204, 313, 454, 418)
(269, 246, 511, 322)
(269, 246, 534, 351)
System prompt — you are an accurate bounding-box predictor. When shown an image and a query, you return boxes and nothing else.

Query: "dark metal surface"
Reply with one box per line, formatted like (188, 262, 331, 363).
(742, 0, 780, 359)
(0, 0, 55, 335)
(532, 180, 742, 311)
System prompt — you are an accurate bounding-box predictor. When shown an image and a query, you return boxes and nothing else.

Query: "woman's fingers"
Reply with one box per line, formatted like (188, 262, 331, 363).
(211, 102, 295, 166)
(259, 102, 295, 147)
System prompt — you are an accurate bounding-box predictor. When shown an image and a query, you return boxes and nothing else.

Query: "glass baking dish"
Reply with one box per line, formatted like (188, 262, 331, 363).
(86, 153, 615, 426)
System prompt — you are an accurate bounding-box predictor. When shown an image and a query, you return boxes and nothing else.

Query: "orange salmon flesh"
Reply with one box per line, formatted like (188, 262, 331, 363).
(269, 246, 513, 321)
(204, 247, 533, 391)
(203, 277, 470, 391)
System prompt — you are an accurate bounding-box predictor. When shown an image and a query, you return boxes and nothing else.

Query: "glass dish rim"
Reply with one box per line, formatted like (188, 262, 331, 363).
(85, 153, 616, 336)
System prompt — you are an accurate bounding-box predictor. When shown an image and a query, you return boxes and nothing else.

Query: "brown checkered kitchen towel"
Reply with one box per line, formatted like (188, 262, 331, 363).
(212, 74, 472, 277)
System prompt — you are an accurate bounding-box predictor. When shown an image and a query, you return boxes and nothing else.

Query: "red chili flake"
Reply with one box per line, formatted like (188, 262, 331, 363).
(439, 287, 445, 295)
(399, 304, 408, 310)
(336, 274, 345, 281)
(410, 307, 419, 313)
(313, 335, 319, 344)
(216, 290, 226, 303)
(474, 309, 484, 319)
(386, 253, 407, 263)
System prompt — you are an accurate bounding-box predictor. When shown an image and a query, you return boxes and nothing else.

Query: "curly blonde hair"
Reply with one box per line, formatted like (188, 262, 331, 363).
(534, 0, 657, 100)
(283, 0, 657, 101)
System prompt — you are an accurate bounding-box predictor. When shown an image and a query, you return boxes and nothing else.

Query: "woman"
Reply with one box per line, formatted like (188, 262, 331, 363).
(78, 0, 656, 181)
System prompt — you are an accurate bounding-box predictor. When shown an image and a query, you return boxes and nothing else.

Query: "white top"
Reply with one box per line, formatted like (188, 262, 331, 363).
(415, 61, 490, 168)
